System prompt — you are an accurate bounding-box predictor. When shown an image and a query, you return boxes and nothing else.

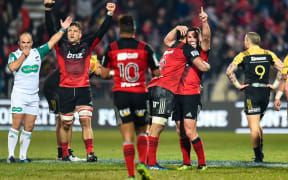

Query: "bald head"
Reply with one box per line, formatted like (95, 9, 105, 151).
(18, 32, 33, 51)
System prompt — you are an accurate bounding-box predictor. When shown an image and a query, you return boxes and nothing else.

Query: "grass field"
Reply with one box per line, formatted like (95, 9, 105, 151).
(0, 130, 288, 180)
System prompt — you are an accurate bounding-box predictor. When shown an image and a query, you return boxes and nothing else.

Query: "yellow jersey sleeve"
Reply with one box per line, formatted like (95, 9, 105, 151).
(232, 52, 245, 65)
(282, 55, 288, 75)
(266, 50, 279, 63)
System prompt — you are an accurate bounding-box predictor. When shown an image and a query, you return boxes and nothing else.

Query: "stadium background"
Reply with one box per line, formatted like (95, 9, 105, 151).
(0, 0, 288, 133)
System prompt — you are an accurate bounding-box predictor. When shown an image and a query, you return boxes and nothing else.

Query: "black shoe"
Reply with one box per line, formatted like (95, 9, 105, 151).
(87, 152, 97, 162)
(57, 147, 62, 160)
(62, 155, 71, 161)
(197, 165, 207, 170)
(7, 156, 16, 163)
(253, 157, 263, 163)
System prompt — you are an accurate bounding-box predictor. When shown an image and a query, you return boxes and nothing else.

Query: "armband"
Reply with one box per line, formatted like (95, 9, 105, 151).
(60, 28, 66, 33)
(233, 80, 241, 89)
(275, 91, 283, 100)
(44, 3, 55, 8)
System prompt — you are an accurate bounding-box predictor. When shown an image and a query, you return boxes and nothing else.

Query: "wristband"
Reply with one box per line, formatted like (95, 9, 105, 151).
(275, 91, 283, 100)
(44, 3, 55, 8)
(60, 28, 66, 33)
(107, 11, 113, 16)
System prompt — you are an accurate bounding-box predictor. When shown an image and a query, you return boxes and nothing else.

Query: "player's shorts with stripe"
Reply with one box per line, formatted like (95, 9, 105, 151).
(58, 87, 92, 114)
(113, 91, 148, 126)
(244, 86, 270, 115)
(10, 89, 39, 115)
(148, 86, 175, 119)
(172, 94, 202, 121)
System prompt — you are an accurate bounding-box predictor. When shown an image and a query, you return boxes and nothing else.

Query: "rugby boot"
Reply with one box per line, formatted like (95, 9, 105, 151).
(137, 163, 152, 180)
(87, 152, 97, 162)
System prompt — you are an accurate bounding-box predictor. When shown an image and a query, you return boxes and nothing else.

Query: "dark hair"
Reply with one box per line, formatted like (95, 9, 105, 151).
(119, 14, 135, 34)
(187, 27, 201, 47)
(176, 30, 185, 40)
(69, 21, 82, 31)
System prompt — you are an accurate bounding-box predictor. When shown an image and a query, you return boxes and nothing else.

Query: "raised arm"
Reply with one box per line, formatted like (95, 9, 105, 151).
(44, 0, 60, 37)
(199, 7, 211, 51)
(83, 3, 115, 43)
(47, 16, 72, 50)
(163, 26, 188, 47)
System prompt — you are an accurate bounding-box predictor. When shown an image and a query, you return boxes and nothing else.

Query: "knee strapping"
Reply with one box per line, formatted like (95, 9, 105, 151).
(60, 114, 74, 124)
(78, 107, 93, 119)
(152, 117, 167, 125)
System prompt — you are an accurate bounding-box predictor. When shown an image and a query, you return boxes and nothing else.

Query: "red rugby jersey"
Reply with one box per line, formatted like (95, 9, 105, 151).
(176, 47, 209, 95)
(45, 10, 112, 87)
(148, 41, 200, 94)
(102, 38, 159, 93)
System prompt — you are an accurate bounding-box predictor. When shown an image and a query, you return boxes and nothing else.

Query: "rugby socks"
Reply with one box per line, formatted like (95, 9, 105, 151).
(180, 137, 191, 165)
(192, 137, 206, 166)
(148, 136, 159, 166)
(19, 130, 32, 160)
(136, 134, 148, 164)
(60, 142, 69, 158)
(123, 143, 135, 178)
(84, 139, 94, 154)
(253, 147, 262, 160)
(8, 128, 19, 157)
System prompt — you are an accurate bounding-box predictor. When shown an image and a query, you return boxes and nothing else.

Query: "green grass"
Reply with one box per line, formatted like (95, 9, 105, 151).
(0, 130, 288, 179)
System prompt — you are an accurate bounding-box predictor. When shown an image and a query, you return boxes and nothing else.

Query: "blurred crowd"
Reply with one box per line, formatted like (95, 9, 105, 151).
(1, 0, 288, 101)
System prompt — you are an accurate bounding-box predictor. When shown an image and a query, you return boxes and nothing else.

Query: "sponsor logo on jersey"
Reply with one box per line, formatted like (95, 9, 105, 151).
(120, 82, 140, 87)
(35, 56, 40, 61)
(117, 53, 139, 61)
(21, 65, 39, 73)
(191, 50, 200, 57)
(251, 56, 266, 61)
(163, 50, 174, 55)
(152, 101, 159, 108)
(67, 51, 83, 59)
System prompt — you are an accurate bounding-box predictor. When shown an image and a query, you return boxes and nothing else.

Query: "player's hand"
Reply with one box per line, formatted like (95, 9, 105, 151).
(238, 84, 249, 91)
(22, 47, 30, 58)
(60, 16, 73, 30)
(95, 64, 102, 76)
(44, 0, 55, 10)
(199, 7, 208, 23)
(274, 99, 281, 111)
(266, 84, 275, 90)
(176, 26, 188, 36)
(106, 3, 116, 15)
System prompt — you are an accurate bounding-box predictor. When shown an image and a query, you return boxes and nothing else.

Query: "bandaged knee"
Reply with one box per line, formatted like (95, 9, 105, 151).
(60, 114, 74, 124)
(78, 107, 93, 119)
(152, 116, 167, 125)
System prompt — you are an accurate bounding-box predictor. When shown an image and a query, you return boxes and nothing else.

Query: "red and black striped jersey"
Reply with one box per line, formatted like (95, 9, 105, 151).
(102, 38, 159, 93)
(176, 47, 209, 95)
(45, 10, 112, 87)
(148, 41, 200, 94)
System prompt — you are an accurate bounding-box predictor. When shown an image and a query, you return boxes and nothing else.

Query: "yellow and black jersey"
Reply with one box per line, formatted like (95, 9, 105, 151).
(282, 55, 288, 77)
(232, 45, 279, 84)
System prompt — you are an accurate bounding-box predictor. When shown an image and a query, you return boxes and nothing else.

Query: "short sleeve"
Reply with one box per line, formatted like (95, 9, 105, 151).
(36, 43, 50, 60)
